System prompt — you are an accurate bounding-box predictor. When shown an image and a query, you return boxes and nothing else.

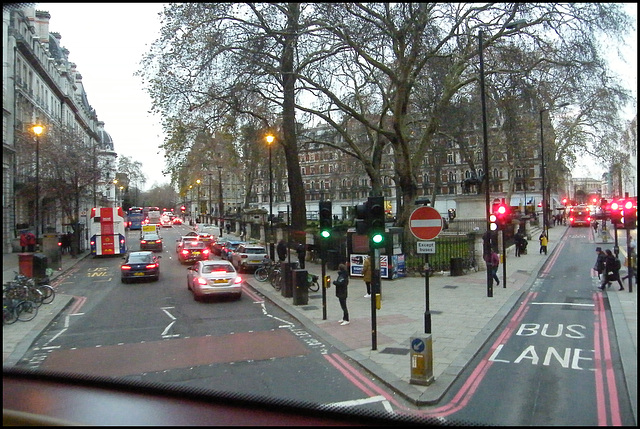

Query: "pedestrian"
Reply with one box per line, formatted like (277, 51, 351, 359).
(593, 247, 606, 280)
(296, 243, 306, 269)
(225, 223, 231, 235)
(20, 231, 28, 252)
(26, 232, 37, 252)
(514, 231, 525, 257)
(592, 220, 599, 234)
(333, 263, 350, 325)
(277, 239, 287, 262)
(600, 249, 623, 291)
(539, 232, 548, 255)
(483, 249, 500, 286)
(362, 256, 372, 298)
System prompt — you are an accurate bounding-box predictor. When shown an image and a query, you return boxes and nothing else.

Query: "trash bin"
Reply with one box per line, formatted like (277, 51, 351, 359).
(292, 269, 309, 305)
(18, 253, 34, 278)
(326, 250, 339, 271)
(280, 262, 299, 298)
(450, 257, 464, 277)
(32, 253, 49, 279)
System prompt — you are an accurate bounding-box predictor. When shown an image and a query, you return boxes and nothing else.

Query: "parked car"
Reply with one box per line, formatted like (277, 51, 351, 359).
(221, 240, 244, 261)
(139, 232, 163, 252)
(186, 260, 242, 301)
(120, 251, 161, 283)
(230, 244, 269, 273)
(175, 236, 200, 253)
(177, 239, 211, 264)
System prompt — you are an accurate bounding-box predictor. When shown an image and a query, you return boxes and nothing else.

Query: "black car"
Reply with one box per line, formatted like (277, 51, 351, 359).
(140, 232, 163, 252)
(121, 251, 161, 283)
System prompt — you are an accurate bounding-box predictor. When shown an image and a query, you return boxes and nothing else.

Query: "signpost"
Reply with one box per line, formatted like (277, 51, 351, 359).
(409, 206, 442, 386)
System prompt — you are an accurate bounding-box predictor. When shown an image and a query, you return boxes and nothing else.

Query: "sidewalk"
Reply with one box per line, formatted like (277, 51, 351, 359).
(2, 225, 636, 419)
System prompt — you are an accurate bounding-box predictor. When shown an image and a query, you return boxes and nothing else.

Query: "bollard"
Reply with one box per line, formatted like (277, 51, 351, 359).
(410, 333, 434, 386)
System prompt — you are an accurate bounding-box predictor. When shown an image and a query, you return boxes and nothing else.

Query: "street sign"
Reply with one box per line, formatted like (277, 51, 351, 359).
(417, 241, 436, 254)
(409, 207, 443, 240)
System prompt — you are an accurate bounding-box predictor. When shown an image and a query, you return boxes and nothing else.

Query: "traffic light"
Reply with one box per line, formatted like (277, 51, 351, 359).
(181, 205, 186, 213)
(319, 201, 332, 240)
(489, 213, 499, 231)
(355, 202, 369, 235)
(368, 196, 385, 248)
(623, 200, 636, 229)
(610, 201, 623, 225)
(494, 202, 510, 229)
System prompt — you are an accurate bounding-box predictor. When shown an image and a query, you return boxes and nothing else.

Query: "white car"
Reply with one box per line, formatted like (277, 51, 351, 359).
(230, 244, 269, 273)
(187, 260, 242, 301)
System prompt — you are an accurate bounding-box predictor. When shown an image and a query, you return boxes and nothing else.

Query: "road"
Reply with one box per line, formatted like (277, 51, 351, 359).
(14, 225, 404, 414)
(430, 226, 635, 425)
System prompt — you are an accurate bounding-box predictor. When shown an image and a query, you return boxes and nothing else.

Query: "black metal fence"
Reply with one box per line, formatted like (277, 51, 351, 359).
(404, 233, 479, 275)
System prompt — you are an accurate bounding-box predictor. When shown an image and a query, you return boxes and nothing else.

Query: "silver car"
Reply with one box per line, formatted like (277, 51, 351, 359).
(186, 260, 242, 301)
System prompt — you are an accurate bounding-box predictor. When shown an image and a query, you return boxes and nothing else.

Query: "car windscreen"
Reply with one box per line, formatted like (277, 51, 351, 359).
(128, 255, 152, 264)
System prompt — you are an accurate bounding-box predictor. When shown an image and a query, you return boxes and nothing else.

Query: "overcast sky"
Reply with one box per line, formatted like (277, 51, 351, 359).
(39, 3, 636, 189)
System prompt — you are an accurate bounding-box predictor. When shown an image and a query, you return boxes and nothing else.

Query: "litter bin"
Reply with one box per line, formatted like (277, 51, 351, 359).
(280, 262, 299, 298)
(450, 257, 464, 277)
(18, 253, 34, 278)
(33, 253, 49, 279)
(292, 269, 309, 305)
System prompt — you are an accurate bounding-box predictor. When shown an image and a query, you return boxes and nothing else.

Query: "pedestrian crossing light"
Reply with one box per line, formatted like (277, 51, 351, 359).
(319, 201, 332, 240)
(489, 213, 499, 231)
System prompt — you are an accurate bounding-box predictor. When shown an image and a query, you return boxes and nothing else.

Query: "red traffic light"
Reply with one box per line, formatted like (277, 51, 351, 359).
(496, 205, 507, 215)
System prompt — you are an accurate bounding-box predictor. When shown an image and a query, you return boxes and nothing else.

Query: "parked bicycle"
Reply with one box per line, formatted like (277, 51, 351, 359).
(12, 272, 55, 305)
(307, 274, 320, 292)
(3, 296, 38, 323)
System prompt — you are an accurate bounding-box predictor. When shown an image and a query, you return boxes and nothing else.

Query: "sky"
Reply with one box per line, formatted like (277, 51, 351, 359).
(38, 3, 637, 190)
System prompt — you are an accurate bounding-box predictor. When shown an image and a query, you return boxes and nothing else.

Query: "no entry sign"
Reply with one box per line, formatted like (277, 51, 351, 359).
(409, 206, 443, 240)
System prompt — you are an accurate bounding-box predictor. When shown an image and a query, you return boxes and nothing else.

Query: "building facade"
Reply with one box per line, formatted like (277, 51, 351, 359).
(3, 6, 117, 253)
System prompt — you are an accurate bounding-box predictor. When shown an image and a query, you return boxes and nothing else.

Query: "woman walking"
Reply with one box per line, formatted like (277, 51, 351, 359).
(333, 263, 350, 326)
(600, 249, 624, 291)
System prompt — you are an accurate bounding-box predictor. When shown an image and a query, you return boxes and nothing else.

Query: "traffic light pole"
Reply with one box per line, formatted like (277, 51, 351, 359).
(626, 227, 633, 293)
(321, 253, 327, 320)
(371, 247, 380, 350)
(502, 230, 507, 288)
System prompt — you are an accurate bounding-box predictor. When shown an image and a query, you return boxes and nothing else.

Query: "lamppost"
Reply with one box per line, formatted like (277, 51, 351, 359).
(478, 29, 493, 298)
(196, 179, 202, 223)
(217, 166, 224, 226)
(539, 102, 569, 237)
(266, 134, 275, 260)
(479, 20, 527, 298)
(208, 173, 213, 224)
(32, 124, 44, 241)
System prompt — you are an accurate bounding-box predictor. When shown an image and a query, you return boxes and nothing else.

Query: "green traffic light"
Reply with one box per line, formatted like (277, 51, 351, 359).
(371, 233, 384, 244)
(320, 229, 331, 239)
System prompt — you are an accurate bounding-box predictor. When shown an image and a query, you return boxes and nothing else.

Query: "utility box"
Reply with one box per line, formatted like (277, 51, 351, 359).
(280, 262, 298, 298)
(42, 233, 61, 271)
(410, 333, 434, 386)
(32, 253, 49, 279)
(292, 269, 309, 305)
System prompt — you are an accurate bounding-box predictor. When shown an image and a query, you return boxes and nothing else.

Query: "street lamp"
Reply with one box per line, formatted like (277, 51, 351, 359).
(217, 166, 224, 226)
(266, 134, 275, 260)
(208, 173, 213, 224)
(196, 179, 202, 223)
(478, 29, 493, 298)
(479, 20, 527, 298)
(32, 124, 44, 241)
(539, 102, 569, 237)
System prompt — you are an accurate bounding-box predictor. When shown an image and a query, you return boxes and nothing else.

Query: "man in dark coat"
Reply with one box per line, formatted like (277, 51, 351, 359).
(277, 240, 287, 262)
(593, 247, 606, 280)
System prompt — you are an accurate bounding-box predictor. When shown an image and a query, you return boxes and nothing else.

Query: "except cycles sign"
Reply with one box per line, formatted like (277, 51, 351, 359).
(409, 207, 443, 240)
